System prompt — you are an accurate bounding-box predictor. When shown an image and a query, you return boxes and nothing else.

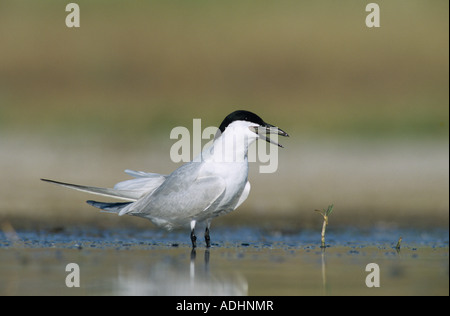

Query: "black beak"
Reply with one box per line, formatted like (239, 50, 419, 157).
(250, 124, 289, 148)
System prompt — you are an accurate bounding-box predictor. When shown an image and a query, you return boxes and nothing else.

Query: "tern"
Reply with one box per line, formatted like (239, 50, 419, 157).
(41, 110, 289, 248)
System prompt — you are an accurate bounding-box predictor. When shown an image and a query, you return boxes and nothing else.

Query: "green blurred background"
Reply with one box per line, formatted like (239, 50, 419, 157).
(0, 1, 448, 230)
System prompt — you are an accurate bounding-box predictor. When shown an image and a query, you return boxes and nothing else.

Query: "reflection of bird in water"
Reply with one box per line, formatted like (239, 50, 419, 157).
(114, 249, 248, 296)
(190, 248, 208, 279)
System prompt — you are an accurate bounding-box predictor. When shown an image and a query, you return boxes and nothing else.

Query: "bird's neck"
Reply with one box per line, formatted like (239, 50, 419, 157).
(204, 130, 256, 163)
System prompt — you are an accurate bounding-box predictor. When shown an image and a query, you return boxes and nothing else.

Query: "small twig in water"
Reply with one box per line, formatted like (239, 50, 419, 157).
(395, 236, 402, 252)
(315, 204, 334, 248)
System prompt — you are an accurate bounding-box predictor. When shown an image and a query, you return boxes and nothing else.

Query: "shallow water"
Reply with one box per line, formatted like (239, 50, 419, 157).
(0, 227, 448, 296)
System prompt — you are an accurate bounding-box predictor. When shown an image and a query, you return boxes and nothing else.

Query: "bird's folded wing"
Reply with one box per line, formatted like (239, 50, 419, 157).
(119, 175, 226, 218)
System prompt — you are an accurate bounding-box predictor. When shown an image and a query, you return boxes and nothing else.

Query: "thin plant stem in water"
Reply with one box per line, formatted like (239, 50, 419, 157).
(315, 204, 334, 249)
(395, 236, 402, 253)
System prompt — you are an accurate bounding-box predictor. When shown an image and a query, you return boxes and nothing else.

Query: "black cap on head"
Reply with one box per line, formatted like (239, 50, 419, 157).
(218, 110, 266, 133)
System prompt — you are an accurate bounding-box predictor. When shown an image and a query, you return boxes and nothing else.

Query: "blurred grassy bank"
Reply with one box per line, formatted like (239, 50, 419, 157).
(0, 1, 448, 230)
(0, 1, 448, 139)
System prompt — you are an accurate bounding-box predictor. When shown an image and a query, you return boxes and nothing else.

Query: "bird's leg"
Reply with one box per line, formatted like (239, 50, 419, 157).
(205, 220, 211, 248)
(191, 230, 197, 248)
(190, 220, 197, 249)
(205, 227, 211, 248)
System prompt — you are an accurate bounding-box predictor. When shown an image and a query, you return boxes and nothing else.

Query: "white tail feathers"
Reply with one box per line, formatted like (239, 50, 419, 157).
(40, 178, 141, 201)
(86, 200, 133, 214)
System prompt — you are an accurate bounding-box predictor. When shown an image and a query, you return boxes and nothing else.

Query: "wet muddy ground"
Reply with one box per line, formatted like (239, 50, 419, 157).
(1, 226, 448, 296)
